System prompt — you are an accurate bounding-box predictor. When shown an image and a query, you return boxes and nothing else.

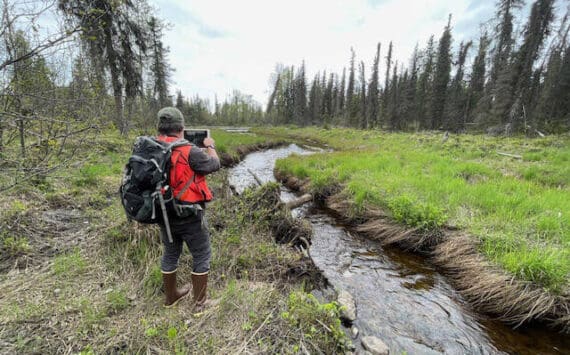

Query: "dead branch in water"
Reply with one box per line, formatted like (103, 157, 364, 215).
(247, 168, 264, 186)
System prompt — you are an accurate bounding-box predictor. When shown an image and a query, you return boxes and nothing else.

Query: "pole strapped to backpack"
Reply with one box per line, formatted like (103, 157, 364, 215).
(155, 189, 173, 243)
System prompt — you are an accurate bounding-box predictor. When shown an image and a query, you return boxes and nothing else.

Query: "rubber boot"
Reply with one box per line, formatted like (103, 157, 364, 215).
(191, 272, 208, 306)
(191, 272, 218, 314)
(162, 270, 190, 308)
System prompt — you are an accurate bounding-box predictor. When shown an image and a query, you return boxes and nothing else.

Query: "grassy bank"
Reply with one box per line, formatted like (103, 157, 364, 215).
(0, 129, 349, 353)
(269, 127, 569, 295)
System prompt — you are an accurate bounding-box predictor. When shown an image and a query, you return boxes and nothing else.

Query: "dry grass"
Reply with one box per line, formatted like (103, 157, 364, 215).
(0, 178, 349, 353)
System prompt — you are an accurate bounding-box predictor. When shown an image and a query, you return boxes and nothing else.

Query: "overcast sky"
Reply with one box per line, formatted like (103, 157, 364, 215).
(150, 0, 540, 108)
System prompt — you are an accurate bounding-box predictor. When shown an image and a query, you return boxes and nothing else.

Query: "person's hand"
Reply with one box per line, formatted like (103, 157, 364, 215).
(203, 137, 215, 148)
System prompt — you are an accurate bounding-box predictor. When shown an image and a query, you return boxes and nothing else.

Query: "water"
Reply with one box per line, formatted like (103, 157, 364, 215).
(228, 144, 570, 355)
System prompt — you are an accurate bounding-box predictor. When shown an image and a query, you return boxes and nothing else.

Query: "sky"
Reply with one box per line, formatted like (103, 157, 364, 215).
(149, 0, 539, 108)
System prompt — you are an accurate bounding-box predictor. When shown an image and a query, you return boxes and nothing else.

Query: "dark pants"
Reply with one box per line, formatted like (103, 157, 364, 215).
(159, 210, 211, 274)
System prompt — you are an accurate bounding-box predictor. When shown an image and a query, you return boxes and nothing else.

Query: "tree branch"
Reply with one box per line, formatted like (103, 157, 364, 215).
(0, 27, 79, 72)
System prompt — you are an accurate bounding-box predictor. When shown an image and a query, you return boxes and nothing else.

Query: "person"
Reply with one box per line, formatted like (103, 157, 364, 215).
(155, 107, 220, 310)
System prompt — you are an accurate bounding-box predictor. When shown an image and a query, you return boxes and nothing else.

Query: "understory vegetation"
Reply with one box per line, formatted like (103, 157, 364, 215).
(271, 127, 570, 294)
(0, 130, 350, 353)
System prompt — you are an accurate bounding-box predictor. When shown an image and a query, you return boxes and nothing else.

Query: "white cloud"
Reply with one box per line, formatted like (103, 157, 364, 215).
(151, 0, 498, 107)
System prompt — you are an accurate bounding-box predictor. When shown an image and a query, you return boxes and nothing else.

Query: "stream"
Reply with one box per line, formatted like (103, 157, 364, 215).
(228, 144, 569, 355)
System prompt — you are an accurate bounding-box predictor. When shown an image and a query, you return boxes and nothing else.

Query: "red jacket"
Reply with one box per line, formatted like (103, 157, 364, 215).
(157, 135, 213, 203)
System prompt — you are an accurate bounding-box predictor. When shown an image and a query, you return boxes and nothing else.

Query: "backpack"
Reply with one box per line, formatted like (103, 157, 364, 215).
(119, 136, 190, 243)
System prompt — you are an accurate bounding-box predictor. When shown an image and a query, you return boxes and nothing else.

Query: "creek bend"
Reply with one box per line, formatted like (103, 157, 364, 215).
(228, 144, 569, 354)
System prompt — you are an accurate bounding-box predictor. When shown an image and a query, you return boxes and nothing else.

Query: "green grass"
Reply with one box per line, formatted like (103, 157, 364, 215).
(210, 129, 272, 155)
(272, 127, 570, 293)
(53, 249, 87, 276)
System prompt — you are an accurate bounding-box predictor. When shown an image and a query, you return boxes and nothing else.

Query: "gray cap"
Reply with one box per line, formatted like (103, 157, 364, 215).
(157, 107, 184, 126)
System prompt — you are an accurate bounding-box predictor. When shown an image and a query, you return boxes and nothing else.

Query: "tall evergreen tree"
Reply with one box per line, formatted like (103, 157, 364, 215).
(338, 68, 346, 118)
(266, 73, 281, 116)
(509, 0, 555, 131)
(486, 0, 525, 129)
(59, 0, 151, 134)
(307, 73, 321, 125)
(381, 41, 393, 125)
(417, 36, 436, 129)
(148, 16, 172, 108)
(404, 44, 420, 126)
(430, 16, 453, 129)
(445, 41, 472, 131)
(293, 62, 308, 125)
(359, 61, 367, 128)
(320, 72, 334, 124)
(366, 42, 381, 128)
(346, 48, 358, 125)
(467, 32, 490, 124)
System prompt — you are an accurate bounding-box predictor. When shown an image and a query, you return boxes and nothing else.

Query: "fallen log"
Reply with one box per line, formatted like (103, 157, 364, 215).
(285, 194, 313, 209)
(497, 152, 522, 159)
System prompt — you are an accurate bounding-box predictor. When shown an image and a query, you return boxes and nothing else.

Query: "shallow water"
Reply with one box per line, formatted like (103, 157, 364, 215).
(228, 144, 570, 355)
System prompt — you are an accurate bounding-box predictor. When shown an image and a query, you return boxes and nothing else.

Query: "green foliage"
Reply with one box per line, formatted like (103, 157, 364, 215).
(1, 234, 31, 256)
(106, 289, 129, 313)
(74, 164, 113, 187)
(53, 249, 87, 276)
(387, 195, 446, 230)
(281, 291, 350, 352)
(273, 128, 570, 292)
(78, 297, 106, 335)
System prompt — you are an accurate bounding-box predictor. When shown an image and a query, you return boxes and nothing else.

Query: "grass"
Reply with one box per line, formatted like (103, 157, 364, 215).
(0, 127, 349, 353)
(270, 127, 570, 293)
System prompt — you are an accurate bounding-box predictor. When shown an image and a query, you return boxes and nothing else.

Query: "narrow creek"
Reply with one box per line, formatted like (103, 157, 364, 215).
(228, 144, 569, 355)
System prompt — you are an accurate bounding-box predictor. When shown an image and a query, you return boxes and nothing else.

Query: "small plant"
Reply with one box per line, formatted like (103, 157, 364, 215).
(52, 249, 87, 276)
(1, 234, 31, 256)
(281, 291, 350, 353)
(106, 289, 129, 313)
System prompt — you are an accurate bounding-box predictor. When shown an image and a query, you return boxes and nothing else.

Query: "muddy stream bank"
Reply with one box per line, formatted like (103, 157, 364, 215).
(228, 144, 569, 354)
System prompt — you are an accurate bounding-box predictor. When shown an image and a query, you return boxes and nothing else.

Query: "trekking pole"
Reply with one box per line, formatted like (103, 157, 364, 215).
(157, 191, 174, 243)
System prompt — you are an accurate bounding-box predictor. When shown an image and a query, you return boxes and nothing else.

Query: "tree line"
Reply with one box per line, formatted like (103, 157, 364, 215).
(266, 0, 570, 134)
(0, 0, 256, 190)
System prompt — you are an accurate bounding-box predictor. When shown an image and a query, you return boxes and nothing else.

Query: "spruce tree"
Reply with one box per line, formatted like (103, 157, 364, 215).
(366, 42, 381, 128)
(405, 45, 420, 127)
(444, 41, 472, 131)
(148, 16, 172, 108)
(509, 0, 555, 132)
(467, 33, 490, 124)
(338, 68, 346, 118)
(417, 36, 436, 129)
(430, 15, 453, 130)
(346, 49, 357, 126)
(486, 0, 524, 130)
(293, 62, 307, 126)
(266, 73, 281, 116)
(388, 62, 400, 129)
(59, 0, 152, 134)
(308, 74, 321, 125)
(381, 41, 393, 125)
(359, 61, 366, 128)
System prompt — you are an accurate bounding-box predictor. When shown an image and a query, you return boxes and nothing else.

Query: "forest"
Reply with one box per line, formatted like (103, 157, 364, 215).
(266, 0, 570, 135)
(1, 0, 570, 353)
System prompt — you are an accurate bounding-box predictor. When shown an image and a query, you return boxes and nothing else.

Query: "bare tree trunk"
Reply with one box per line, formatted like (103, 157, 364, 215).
(18, 116, 25, 157)
(104, 22, 125, 135)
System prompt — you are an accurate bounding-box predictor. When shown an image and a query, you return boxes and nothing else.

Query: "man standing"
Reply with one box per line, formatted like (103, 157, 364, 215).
(155, 107, 220, 310)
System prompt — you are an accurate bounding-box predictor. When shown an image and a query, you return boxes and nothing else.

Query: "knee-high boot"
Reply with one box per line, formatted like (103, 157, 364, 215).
(191, 271, 208, 306)
(162, 270, 190, 307)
